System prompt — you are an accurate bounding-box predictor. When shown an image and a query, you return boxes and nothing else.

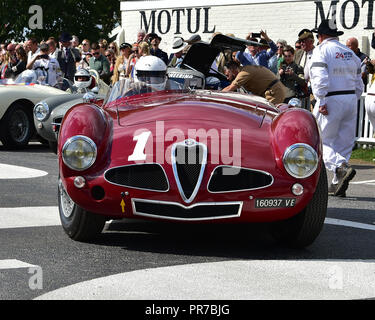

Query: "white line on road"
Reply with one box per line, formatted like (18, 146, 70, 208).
(325, 218, 375, 231)
(34, 260, 375, 300)
(0, 207, 60, 229)
(350, 179, 375, 185)
(0, 259, 36, 270)
(0, 163, 48, 179)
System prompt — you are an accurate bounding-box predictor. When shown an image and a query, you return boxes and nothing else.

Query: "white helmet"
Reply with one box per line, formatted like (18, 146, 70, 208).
(134, 55, 167, 91)
(74, 68, 92, 89)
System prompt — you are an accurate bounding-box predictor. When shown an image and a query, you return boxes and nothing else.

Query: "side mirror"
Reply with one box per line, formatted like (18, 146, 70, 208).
(83, 92, 98, 103)
(288, 98, 302, 108)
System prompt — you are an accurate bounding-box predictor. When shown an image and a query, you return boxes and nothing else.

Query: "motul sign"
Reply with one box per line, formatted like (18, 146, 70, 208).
(139, 7, 216, 35)
(315, 0, 375, 29)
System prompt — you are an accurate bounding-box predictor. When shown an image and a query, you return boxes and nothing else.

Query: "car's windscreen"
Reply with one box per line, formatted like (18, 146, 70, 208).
(104, 78, 183, 105)
(15, 70, 40, 84)
(11, 70, 73, 90)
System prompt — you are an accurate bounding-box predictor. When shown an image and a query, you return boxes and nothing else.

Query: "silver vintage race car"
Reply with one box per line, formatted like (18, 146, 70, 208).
(0, 70, 74, 148)
(33, 69, 109, 152)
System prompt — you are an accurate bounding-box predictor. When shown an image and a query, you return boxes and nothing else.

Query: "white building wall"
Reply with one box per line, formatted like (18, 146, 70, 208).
(120, 0, 375, 57)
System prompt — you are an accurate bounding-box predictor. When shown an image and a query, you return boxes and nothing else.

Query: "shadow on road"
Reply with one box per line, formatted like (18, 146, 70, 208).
(0, 143, 52, 154)
(82, 212, 375, 261)
(351, 164, 375, 170)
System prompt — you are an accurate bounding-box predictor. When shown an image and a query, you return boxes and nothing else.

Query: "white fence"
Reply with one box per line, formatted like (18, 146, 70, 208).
(356, 93, 375, 145)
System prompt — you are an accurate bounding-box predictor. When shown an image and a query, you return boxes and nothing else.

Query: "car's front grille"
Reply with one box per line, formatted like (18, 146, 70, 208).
(208, 166, 273, 192)
(132, 198, 242, 221)
(104, 164, 169, 192)
(51, 117, 63, 133)
(172, 140, 207, 203)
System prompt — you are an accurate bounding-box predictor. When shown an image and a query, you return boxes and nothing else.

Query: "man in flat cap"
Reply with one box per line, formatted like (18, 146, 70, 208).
(309, 19, 364, 197)
(295, 28, 315, 81)
(222, 60, 286, 105)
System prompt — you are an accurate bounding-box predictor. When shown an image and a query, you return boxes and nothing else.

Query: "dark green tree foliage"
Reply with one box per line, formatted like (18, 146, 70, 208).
(0, 0, 120, 43)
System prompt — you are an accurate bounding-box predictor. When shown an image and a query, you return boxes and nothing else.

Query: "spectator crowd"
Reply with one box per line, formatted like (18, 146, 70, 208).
(1, 26, 375, 111)
(0, 30, 193, 88)
(2, 27, 375, 104)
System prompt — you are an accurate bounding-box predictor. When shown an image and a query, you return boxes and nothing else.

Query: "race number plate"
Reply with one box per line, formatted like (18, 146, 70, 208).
(255, 198, 296, 208)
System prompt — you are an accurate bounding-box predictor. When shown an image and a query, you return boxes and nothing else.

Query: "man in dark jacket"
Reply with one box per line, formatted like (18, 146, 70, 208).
(57, 32, 81, 81)
(278, 45, 306, 102)
(147, 33, 168, 65)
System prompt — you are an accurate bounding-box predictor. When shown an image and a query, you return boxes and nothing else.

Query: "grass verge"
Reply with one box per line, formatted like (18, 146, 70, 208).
(351, 146, 375, 163)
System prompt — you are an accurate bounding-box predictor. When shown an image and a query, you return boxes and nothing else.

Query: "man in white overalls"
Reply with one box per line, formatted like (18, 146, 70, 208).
(309, 19, 364, 197)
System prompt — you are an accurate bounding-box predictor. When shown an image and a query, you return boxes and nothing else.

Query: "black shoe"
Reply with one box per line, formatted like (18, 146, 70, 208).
(328, 183, 346, 197)
(328, 183, 337, 196)
(335, 163, 356, 196)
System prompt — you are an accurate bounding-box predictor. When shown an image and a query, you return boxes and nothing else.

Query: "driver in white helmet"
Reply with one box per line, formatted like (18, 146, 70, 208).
(68, 68, 95, 93)
(133, 55, 167, 91)
(112, 56, 181, 99)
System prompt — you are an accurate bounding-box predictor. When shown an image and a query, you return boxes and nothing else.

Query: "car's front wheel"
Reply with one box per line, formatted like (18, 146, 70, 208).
(270, 164, 328, 248)
(58, 179, 106, 241)
(0, 103, 35, 148)
(48, 140, 58, 154)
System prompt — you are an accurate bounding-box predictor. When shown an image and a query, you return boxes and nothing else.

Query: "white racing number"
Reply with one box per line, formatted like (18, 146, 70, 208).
(128, 131, 151, 162)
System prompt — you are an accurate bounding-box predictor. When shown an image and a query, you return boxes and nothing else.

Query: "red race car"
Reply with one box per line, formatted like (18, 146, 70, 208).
(58, 36, 327, 248)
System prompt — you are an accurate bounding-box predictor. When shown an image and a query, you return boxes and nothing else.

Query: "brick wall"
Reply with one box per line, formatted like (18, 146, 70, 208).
(120, 0, 375, 57)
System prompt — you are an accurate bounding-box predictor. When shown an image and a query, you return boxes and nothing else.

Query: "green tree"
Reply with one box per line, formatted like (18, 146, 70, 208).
(0, 0, 121, 43)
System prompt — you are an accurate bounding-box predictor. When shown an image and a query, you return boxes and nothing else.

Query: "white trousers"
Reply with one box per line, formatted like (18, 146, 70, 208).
(313, 95, 357, 173)
(364, 94, 375, 129)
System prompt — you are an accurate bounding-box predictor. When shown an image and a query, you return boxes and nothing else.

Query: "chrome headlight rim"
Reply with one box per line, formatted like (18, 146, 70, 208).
(62, 135, 97, 171)
(34, 101, 50, 121)
(283, 143, 318, 179)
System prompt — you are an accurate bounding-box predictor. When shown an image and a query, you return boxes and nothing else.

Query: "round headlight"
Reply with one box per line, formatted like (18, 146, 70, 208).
(34, 102, 49, 121)
(62, 135, 97, 171)
(283, 143, 318, 179)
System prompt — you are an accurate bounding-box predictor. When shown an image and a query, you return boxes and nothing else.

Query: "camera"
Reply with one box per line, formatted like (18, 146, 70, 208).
(366, 59, 375, 74)
(39, 54, 49, 59)
(251, 32, 261, 38)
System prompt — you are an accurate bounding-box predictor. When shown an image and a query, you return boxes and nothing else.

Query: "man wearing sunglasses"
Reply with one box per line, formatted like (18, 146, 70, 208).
(89, 42, 110, 84)
(295, 29, 315, 82)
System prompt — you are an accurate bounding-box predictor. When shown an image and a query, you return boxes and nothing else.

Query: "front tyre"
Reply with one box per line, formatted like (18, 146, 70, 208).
(0, 103, 35, 148)
(48, 140, 58, 154)
(58, 179, 106, 241)
(270, 164, 328, 248)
